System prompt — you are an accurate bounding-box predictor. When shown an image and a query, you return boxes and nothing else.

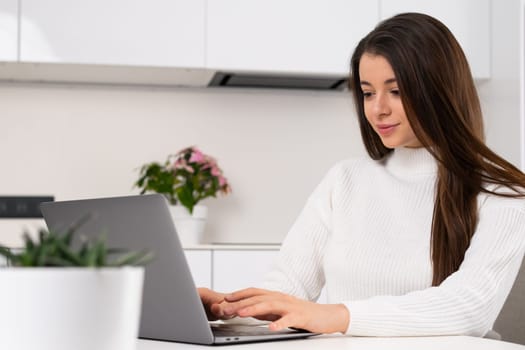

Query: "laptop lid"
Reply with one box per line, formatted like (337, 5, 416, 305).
(40, 194, 316, 345)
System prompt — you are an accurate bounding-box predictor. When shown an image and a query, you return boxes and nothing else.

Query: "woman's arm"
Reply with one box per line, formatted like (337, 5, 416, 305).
(210, 197, 525, 336)
(343, 200, 525, 336)
(261, 163, 343, 300)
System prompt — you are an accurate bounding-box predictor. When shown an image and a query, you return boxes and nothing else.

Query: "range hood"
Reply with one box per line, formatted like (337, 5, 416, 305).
(0, 62, 348, 91)
(209, 72, 347, 91)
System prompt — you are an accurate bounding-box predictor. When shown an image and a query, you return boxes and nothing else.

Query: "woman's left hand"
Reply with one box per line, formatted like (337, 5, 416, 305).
(217, 288, 350, 334)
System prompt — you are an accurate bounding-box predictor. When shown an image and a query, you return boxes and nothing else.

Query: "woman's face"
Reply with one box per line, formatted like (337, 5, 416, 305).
(359, 53, 422, 149)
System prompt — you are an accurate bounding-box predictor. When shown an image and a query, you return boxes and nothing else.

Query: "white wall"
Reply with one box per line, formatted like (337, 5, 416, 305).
(1, 0, 522, 248)
(0, 84, 362, 246)
(478, 0, 522, 168)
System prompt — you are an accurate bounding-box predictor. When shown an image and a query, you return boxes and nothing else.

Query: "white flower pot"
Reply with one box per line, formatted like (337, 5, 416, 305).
(0, 267, 144, 350)
(170, 205, 208, 246)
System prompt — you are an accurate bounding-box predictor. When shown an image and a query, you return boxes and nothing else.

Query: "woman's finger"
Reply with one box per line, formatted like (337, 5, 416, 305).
(221, 294, 273, 316)
(225, 287, 270, 301)
(236, 298, 286, 316)
(269, 313, 297, 331)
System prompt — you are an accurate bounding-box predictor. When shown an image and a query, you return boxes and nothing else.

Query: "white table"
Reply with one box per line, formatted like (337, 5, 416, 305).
(138, 335, 525, 350)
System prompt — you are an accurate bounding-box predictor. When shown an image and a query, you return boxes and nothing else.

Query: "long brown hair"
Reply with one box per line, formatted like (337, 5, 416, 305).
(350, 13, 525, 286)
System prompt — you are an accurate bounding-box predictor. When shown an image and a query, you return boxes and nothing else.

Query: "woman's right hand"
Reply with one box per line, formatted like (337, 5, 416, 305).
(198, 287, 228, 321)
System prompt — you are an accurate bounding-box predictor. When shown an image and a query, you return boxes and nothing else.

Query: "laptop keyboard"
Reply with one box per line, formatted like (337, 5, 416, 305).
(210, 323, 299, 337)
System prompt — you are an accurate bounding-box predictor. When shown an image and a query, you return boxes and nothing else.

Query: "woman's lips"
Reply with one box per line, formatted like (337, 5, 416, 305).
(376, 123, 400, 136)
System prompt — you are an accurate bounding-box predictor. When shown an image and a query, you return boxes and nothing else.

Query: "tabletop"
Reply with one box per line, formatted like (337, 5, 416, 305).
(137, 334, 525, 350)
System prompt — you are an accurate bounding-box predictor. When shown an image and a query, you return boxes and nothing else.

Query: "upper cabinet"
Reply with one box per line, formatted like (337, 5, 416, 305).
(0, 0, 18, 62)
(206, 0, 379, 76)
(1, 0, 492, 86)
(380, 0, 491, 79)
(19, 0, 206, 68)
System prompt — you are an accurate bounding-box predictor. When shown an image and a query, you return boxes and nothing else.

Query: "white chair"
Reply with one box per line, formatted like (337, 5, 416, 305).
(493, 257, 525, 345)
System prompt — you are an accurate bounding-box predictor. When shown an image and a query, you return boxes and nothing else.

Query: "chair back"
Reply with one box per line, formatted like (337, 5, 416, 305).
(494, 257, 525, 344)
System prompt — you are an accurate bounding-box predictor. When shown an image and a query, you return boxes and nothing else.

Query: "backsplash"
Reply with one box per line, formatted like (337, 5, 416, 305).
(0, 83, 363, 246)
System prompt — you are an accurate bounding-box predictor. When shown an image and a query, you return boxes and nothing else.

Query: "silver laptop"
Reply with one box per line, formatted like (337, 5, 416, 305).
(40, 194, 316, 345)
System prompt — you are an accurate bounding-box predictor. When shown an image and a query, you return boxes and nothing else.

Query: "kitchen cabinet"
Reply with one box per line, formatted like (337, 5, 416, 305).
(184, 246, 328, 303)
(380, 0, 491, 79)
(212, 250, 279, 293)
(206, 0, 379, 76)
(3, 0, 491, 86)
(184, 247, 279, 291)
(19, 0, 206, 68)
(184, 250, 212, 289)
(0, 0, 18, 62)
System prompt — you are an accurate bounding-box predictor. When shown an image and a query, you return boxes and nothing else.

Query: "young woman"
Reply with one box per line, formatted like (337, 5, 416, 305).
(199, 13, 525, 336)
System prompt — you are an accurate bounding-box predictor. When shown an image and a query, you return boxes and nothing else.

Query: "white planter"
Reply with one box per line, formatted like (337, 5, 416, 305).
(170, 205, 208, 246)
(0, 267, 144, 350)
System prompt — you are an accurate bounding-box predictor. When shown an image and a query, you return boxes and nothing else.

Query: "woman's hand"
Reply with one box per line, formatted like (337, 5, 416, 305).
(198, 287, 228, 321)
(216, 288, 350, 334)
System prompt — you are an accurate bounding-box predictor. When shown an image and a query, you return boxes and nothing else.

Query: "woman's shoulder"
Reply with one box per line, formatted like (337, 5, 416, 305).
(322, 156, 379, 183)
(478, 184, 525, 213)
(329, 156, 382, 175)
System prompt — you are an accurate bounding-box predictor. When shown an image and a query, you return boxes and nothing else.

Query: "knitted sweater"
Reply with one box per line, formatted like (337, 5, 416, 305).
(263, 147, 525, 336)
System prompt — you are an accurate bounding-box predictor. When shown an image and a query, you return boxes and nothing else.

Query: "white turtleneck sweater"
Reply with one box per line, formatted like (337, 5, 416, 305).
(263, 147, 525, 337)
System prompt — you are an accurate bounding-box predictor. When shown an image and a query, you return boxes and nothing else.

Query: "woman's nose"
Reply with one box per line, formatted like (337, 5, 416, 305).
(372, 94, 391, 117)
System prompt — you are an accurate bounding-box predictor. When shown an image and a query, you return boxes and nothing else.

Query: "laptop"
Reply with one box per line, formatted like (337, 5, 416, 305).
(40, 194, 316, 345)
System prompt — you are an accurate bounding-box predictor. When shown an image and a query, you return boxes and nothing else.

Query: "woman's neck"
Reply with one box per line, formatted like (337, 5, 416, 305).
(384, 147, 437, 178)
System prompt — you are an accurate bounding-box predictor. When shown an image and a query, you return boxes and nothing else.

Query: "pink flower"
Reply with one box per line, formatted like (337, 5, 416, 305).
(173, 159, 194, 173)
(189, 149, 206, 164)
(211, 166, 221, 177)
(137, 146, 231, 212)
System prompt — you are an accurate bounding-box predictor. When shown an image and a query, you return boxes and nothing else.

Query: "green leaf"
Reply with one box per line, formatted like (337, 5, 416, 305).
(2, 216, 153, 268)
(95, 240, 106, 266)
(109, 250, 154, 267)
(177, 185, 196, 213)
(84, 247, 98, 267)
(56, 240, 84, 266)
(0, 246, 16, 264)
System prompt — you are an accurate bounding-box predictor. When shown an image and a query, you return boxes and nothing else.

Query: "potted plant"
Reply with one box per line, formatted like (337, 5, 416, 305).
(135, 146, 231, 245)
(0, 225, 152, 350)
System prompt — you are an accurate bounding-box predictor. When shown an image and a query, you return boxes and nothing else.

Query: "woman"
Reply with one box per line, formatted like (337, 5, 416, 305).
(200, 13, 525, 336)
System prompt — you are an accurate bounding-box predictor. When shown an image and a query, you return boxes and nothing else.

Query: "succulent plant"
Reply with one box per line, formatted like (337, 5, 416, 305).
(0, 222, 152, 267)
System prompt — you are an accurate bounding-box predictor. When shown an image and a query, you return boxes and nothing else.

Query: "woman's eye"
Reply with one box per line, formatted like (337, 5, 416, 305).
(390, 89, 400, 96)
(363, 92, 373, 98)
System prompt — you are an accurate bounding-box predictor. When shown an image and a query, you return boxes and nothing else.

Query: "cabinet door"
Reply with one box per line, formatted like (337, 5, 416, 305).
(0, 0, 18, 61)
(184, 250, 212, 289)
(207, 0, 379, 75)
(213, 250, 279, 293)
(20, 0, 205, 67)
(380, 0, 490, 79)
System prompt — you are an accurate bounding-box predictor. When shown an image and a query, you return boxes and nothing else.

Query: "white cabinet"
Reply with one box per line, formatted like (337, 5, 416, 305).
(206, 0, 379, 75)
(3, 0, 491, 84)
(19, 0, 206, 68)
(213, 250, 279, 293)
(184, 248, 280, 292)
(380, 0, 490, 79)
(184, 250, 212, 288)
(0, 0, 18, 61)
(184, 247, 329, 303)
